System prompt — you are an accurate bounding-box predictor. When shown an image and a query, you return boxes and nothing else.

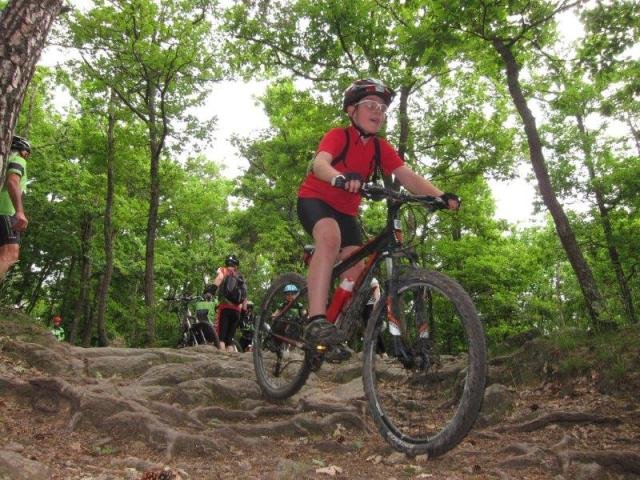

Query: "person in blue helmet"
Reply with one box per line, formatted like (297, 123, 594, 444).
(271, 284, 307, 339)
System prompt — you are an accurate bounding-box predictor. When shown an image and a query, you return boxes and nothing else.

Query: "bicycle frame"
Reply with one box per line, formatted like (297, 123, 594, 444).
(299, 189, 435, 345)
(327, 198, 414, 337)
(269, 186, 442, 350)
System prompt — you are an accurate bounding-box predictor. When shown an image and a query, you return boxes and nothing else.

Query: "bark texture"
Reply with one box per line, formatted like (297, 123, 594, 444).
(493, 39, 607, 329)
(0, 0, 65, 181)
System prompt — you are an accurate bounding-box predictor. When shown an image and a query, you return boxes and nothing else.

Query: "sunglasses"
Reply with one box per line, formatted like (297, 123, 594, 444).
(354, 99, 389, 114)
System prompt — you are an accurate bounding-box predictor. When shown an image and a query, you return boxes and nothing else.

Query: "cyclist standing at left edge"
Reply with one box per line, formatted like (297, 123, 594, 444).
(297, 78, 460, 351)
(0, 136, 31, 281)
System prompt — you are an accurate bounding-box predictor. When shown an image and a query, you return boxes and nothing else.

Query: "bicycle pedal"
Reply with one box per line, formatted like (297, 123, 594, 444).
(324, 344, 352, 363)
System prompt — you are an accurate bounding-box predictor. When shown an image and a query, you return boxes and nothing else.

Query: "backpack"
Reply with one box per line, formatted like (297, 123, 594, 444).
(306, 128, 385, 184)
(219, 268, 247, 305)
(330, 127, 383, 184)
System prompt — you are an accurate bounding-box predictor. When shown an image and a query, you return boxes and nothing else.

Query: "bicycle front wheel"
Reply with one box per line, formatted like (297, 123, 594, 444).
(363, 269, 486, 457)
(253, 273, 312, 400)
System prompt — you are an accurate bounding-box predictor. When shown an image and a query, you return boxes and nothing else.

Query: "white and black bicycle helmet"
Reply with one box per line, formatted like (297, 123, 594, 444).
(11, 135, 31, 153)
(342, 78, 395, 112)
(224, 255, 239, 267)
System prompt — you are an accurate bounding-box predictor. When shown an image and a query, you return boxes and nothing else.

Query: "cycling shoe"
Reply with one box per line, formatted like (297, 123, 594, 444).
(304, 317, 345, 347)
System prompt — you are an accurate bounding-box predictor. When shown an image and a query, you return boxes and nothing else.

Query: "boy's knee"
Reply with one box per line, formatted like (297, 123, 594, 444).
(314, 229, 340, 251)
(0, 248, 19, 266)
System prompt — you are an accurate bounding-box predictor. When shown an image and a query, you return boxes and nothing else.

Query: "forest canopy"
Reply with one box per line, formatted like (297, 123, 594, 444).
(1, 0, 637, 348)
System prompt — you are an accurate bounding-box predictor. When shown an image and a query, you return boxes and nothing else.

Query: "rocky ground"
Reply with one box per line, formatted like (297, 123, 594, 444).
(0, 317, 639, 480)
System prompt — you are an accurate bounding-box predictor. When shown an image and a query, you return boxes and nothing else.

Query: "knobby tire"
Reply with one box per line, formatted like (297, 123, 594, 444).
(362, 269, 486, 457)
(253, 272, 312, 400)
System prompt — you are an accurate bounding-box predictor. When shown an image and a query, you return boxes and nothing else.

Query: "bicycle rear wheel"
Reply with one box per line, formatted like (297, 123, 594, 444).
(193, 322, 220, 349)
(363, 269, 486, 457)
(253, 273, 312, 400)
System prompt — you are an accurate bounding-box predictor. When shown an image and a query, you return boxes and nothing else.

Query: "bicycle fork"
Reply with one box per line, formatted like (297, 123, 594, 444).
(384, 256, 431, 371)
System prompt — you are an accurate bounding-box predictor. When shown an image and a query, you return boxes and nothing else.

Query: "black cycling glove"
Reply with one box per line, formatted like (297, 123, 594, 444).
(439, 192, 461, 207)
(331, 172, 365, 189)
(203, 284, 217, 296)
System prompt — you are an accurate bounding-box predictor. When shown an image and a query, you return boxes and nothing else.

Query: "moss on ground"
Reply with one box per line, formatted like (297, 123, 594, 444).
(491, 323, 640, 395)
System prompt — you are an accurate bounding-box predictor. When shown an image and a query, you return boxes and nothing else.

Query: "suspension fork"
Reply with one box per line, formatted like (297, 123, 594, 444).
(383, 249, 433, 367)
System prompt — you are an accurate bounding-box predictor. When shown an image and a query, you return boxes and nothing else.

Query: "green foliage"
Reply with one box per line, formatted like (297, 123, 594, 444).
(2, 0, 637, 351)
(493, 323, 640, 394)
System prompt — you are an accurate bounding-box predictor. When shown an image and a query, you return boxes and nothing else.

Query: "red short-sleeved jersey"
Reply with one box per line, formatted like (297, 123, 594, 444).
(298, 126, 404, 216)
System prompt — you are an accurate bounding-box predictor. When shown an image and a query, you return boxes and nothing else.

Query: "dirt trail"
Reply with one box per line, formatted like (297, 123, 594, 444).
(0, 319, 639, 480)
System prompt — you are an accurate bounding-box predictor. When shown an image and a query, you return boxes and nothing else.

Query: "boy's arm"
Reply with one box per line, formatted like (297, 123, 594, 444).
(393, 166, 459, 210)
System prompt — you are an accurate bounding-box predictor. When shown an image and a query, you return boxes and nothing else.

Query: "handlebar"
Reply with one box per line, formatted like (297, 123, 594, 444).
(164, 294, 203, 303)
(360, 184, 447, 211)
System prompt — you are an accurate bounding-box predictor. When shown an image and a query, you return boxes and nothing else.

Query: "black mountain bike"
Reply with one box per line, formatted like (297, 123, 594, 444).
(167, 294, 220, 349)
(252, 184, 486, 457)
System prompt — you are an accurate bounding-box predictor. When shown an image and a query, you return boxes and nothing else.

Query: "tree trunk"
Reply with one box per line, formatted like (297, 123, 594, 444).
(492, 39, 607, 330)
(72, 213, 94, 347)
(576, 115, 636, 324)
(0, 0, 65, 180)
(143, 84, 165, 346)
(396, 84, 411, 160)
(626, 117, 640, 156)
(25, 265, 51, 314)
(95, 90, 118, 347)
(63, 257, 79, 343)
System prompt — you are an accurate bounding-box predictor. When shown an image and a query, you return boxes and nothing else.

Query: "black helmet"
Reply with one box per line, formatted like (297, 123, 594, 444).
(342, 78, 395, 112)
(224, 255, 239, 267)
(11, 135, 31, 153)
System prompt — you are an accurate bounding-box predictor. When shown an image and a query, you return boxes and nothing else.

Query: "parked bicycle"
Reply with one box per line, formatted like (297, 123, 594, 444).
(166, 294, 220, 349)
(252, 184, 486, 457)
(236, 302, 256, 352)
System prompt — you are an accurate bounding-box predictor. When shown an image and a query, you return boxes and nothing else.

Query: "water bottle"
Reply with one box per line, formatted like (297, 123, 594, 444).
(326, 278, 355, 323)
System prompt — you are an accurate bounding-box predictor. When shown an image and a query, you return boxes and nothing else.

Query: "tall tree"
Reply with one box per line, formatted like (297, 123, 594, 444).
(94, 89, 119, 346)
(435, 0, 608, 329)
(66, 0, 222, 344)
(0, 0, 66, 181)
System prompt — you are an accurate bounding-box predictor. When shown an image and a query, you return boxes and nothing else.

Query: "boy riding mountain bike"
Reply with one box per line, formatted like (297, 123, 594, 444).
(296, 78, 460, 352)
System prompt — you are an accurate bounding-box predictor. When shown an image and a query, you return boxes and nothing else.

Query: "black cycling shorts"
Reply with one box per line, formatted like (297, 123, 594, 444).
(0, 216, 20, 247)
(218, 307, 240, 345)
(297, 198, 362, 248)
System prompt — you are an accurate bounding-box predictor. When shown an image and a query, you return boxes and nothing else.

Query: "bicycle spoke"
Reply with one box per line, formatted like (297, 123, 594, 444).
(253, 273, 312, 400)
(363, 270, 486, 457)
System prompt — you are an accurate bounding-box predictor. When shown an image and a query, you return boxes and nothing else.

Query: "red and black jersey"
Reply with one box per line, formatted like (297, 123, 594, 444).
(298, 126, 404, 216)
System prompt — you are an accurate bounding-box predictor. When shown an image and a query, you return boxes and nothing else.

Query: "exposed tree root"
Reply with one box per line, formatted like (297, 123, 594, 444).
(496, 411, 622, 433)
(557, 449, 640, 475)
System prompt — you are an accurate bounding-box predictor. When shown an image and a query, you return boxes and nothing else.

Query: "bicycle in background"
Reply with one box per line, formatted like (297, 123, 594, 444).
(166, 294, 220, 349)
(252, 184, 486, 457)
